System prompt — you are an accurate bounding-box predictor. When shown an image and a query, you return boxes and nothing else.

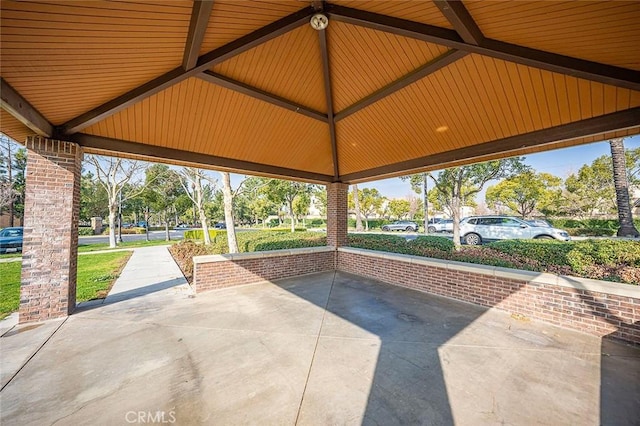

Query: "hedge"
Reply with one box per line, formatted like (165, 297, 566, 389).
(78, 227, 94, 236)
(184, 229, 217, 241)
(547, 218, 640, 237)
(101, 227, 147, 235)
(348, 218, 392, 230)
(210, 231, 326, 254)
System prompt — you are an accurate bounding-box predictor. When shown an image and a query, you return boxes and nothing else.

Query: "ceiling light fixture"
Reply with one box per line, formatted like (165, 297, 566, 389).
(310, 13, 329, 31)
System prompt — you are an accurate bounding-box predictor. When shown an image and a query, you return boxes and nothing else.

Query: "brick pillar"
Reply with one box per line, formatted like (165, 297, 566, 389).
(19, 137, 82, 323)
(326, 183, 348, 247)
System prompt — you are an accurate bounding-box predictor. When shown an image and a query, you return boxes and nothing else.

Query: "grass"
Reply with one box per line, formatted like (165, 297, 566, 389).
(0, 251, 132, 320)
(78, 239, 178, 252)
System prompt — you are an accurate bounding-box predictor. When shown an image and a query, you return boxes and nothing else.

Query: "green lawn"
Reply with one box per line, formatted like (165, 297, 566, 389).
(0, 251, 132, 320)
(78, 239, 178, 252)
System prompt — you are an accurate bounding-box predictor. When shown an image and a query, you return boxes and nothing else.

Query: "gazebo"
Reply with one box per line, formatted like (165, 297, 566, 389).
(1, 0, 639, 323)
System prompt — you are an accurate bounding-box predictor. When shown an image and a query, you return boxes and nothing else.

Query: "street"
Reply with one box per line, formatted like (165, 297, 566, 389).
(78, 230, 186, 245)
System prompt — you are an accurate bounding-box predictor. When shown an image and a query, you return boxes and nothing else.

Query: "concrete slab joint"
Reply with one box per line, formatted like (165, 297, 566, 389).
(19, 136, 82, 324)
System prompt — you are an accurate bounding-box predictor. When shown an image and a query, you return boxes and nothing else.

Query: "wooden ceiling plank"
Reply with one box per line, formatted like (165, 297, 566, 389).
(433, 0, 483, 45)
(183, 0, 215, 70)
(198, 71, 328, 122)
(69, 133, 334, 183)
(340, 107, 640, 182)
(335, 49, 466, 121)
(318, 28, 340, 180)
(326, 4, 640, 91)
(0, 78, 53, 137)
(59, 6, 314, 135)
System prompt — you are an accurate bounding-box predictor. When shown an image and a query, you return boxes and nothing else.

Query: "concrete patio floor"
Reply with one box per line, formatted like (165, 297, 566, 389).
(1, 271, 638, 425)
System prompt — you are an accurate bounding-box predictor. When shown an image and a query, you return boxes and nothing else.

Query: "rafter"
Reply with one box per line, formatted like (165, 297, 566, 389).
(340, 107, 640, 182)
(433, 0, 483, 45)
(335, 49, 467, 122)
(198, 71, 328, 122)
(318, 28, 340, 180)
(67, 133, 334, 184)
(327, 4, 640, 91)
(60, 7, 314, 135)
(183, 0, 215, 70)
(1, 78, 53, 137)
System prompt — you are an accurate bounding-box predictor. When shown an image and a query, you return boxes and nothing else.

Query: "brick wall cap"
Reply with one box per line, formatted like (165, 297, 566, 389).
(556, 275, 640, 299)
(493, 266, 556, 284)
(446, 259, 495, 276)
(194, 246, 336, 264)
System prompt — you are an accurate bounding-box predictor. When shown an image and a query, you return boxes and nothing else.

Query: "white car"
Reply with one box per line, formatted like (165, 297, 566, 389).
(428, 219, 453, 233)
(459, 216, 570, 245)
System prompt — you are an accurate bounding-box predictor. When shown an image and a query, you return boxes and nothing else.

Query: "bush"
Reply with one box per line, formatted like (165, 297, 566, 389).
(78, 227, 94, 236)
(210, 231, 326, 254)
(348, 218, 391, 230)
(408, 236, 455, 253)
(101, 227, 146, 235)
(347, 234, 453, 257)
(184, 229, 217, 241)
(168, 241, 210, 282)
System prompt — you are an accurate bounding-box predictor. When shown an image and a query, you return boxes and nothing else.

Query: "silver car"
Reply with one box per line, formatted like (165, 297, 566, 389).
(428, 219, 453, 233)
(382, 221, 419, 232)
(459, 216, 570, 245)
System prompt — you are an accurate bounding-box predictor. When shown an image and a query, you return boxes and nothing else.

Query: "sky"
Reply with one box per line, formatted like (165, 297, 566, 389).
(354, 134, 640, 200)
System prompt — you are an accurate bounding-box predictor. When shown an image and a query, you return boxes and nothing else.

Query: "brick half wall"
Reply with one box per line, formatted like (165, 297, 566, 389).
(193, 246, 336, 293)
(337, 247, 640, 345)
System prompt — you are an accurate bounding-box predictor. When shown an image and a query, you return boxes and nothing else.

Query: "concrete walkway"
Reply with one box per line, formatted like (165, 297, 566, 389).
(1, 269, 638, 425)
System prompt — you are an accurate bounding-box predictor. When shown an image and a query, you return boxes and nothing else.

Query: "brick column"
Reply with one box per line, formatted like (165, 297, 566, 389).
(326, 183, 348, 247)
(19, 137, 82, 323)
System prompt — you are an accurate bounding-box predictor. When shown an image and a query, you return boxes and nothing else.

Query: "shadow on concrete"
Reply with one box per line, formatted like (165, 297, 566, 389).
(74, 277, 189, 314)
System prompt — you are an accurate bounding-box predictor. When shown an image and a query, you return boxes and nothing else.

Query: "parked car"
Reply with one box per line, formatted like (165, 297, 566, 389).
(382, 221, 419, 232)
(0, 227, 24, 254)
(213, 222, 226, 229)
(137, 221, 148, 228)
(174, 223, 190, 229)
(122, 222, 134, 229)
(428, 219, 453, 233)
(527, 219, 552, 227)
(459, 216, 570, 245)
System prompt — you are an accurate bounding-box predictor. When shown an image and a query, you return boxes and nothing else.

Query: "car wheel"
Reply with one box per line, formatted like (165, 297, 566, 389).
(464, 233, 482, 245)
(534, 235, 554, 240)
(428, 226, 436, 233)
(382, 226, 389, 231)
(405, 226, 413, 232)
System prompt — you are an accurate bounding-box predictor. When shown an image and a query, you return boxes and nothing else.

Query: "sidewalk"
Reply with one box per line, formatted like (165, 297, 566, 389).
(78, 245, 193, 308)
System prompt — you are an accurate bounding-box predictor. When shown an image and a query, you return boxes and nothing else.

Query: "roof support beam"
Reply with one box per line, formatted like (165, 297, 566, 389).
(60, 7, 314, 135)
(318, 28, 340, 180)
(335, 49, 467, 122)
(339, 107, 640, 182)
(433, 0, 483, 45)
(68, 133, 334, 183)
(1, 78, 53, 137)
(327, 4, 640, 91)
(198, 71, 328, 122)
(183, 0, 215, 70)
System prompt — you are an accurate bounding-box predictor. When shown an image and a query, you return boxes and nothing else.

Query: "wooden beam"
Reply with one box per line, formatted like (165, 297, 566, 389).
(327, 4, 640, 91)
(68, 133, 334, 183)
(318, 28, 340, 180)
(339, 107, 640, 182)
(335, 49, 467, 122)
(198, 71, 328, 122)
(433, 0, 483, 45)
(0, 78, 53, 137)
(60, 7, 314, 135)
(183, 0, 215, 70)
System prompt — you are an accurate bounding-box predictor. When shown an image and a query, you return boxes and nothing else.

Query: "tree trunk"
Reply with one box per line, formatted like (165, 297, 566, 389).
(353, 184, 364, 232)
(451, 179, 462, 249)
(108, 207, 117, 248)
(289, 200, 295, 233)
(165, 211, 170, 241)
(610, 138, 640, 237)
(364, 215, 369, 231)
(423, 173, 429, 235)
(221, 172, 238, 253)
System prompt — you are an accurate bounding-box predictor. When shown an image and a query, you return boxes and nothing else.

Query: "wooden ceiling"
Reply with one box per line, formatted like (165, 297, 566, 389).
(1, 0, 639, 183)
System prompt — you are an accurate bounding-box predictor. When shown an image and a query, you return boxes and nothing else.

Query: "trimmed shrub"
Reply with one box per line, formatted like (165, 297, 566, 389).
(408, 236, 455, 253)
(101, 227, 146, 235)
(211, 231, 326, 254)
(78, 227, 94, 236)
(184, 229, 217, 241)
(168, 241, 210, 282)
(348, 218, 391, 230)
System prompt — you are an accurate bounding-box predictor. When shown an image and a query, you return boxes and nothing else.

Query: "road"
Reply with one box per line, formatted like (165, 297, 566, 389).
(79, 230, 186, 245)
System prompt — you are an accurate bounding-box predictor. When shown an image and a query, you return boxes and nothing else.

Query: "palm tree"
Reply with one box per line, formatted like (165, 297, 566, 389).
(609, 138, 639, 237)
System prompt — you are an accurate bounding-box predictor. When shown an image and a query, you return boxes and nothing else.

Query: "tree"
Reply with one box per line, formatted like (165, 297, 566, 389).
(176, 167, 215, 245)
(144, 164, 184, 241)
(220, 172, 240, 253)
(565, 156, 617, 217)
(359, 188, 384, 231)
(429, 158, 526, 248)
(86, 155, 148, 248)
(485, 171, 562, 218)
(292, 190, 311, 227)
(400, 172, 430, 234)
(350, 185, 364, 231)
(10, 148, 27, 226)
(265, 179, 312, 232)
(312, 187, 327, 217)
(80, 170, 108, 220)
(387, 199, 410, 219)
(609, 138, 639, 237)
